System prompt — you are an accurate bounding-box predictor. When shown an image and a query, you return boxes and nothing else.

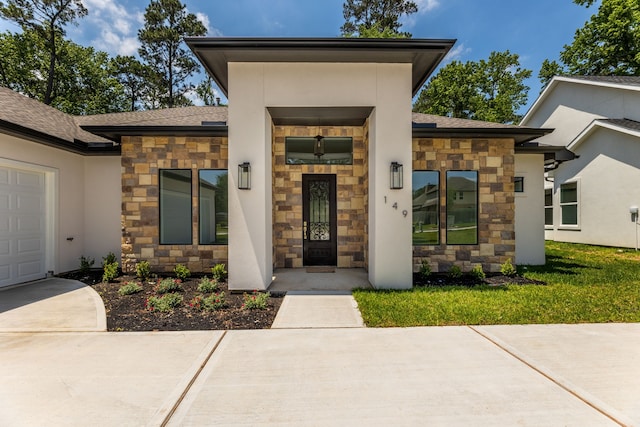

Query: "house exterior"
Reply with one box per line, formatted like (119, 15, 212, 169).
(521, 76, 640, 249)
(0, 37, 562, 290)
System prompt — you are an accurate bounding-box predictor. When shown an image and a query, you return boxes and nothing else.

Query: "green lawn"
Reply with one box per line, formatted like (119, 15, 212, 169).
(353, 242, 640, 327)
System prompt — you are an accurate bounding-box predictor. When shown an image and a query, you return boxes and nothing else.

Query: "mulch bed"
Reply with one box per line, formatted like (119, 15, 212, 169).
(59, 270, 284, 331)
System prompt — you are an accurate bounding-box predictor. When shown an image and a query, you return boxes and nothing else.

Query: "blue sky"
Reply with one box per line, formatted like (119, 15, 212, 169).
(0, 0, 600, 113)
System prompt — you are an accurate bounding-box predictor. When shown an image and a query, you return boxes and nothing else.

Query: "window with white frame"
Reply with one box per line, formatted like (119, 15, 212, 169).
(544, 188, 553, 226)
(560, 181, 579, 226)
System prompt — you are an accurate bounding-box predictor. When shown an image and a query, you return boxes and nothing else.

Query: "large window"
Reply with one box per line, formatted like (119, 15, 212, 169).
(285, 137, 353, 165)
(560, 181, 579, 226)
(199, 170, 228, 244)
(446, 171, 478, 244)
(160, 169, 192, 244)
(412, 171, 439, 245)
(545, 188, 553, 226)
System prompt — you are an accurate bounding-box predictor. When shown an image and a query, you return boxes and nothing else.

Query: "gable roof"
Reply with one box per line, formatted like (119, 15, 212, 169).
(0, 86, 116, 154)
(568, 118, 640, 151)
(185, 37, 456, 97)
(521, 76, 640, 125)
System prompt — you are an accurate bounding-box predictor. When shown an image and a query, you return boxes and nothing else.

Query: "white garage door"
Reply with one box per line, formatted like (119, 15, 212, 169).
(0, 165, 47, 288)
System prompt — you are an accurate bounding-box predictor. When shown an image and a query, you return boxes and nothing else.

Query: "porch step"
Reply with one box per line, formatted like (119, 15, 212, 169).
(271, 291, 365, 329)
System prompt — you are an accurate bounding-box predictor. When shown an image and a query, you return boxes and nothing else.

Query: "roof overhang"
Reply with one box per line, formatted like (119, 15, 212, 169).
(515, 142, 577, 170)
(412, 125, 554, 144)
(268, 106, 374, 126)
(80, 125, 229, 144)
(185, 37, 456, 97)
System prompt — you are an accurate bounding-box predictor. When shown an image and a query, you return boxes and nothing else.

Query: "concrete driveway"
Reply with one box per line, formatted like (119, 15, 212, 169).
(1, 324, 639, 426)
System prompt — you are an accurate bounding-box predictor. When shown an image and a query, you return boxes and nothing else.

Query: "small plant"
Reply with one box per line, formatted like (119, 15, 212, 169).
(146, 293, 183, 312)
(500, 258, 517, 277)
(190, 292, 226, 311)
(242, 290, 270, 309)
(155, 278, 182, 294)
(211, 264, 228, 282)
(448, 265, 463, 279)
(470, 264, 486, 280)
(79, 256, 95, 273)
(173, 264, 191, 281)
(102, 252, 117, 267)
(136, 261, 151, 281)
(197, 276, 219, 293)
(419, 260, 431, 280)
(118, 281, 143, 296)
(102, 261, 119, 283)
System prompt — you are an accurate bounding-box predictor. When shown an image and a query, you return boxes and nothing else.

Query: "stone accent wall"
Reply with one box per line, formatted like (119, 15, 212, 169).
(272, 126, 368, 268)
(121, 136, 228, 274)
(412, 138, 515, 273)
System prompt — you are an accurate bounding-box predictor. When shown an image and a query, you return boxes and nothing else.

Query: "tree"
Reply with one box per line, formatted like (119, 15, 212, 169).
(138, 0, 207, 108)
(540, 0, 640, 86)
(0, 0, 88, 105)
(414, 51, 532, 124)
(341, 0, 418, 37)
(0, 30, 127, 114)
(195, 76, 219, 106)
(114, 55, 153, 111)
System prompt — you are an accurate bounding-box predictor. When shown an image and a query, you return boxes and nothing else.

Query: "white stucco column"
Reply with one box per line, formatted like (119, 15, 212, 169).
(368, 64, 413, 289)
(514, 153, 545, 265)
(227, 63, 273, 290)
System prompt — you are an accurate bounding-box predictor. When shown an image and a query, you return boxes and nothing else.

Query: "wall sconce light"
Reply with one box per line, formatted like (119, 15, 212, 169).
(238, 162, 251, 189)
(314, 135, 325, 158)
(390, 162, 403, 189)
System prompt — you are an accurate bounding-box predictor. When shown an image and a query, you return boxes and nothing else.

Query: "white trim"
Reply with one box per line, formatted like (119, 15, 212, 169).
(0, 157, 58, 275)
(558, 179, 580, 230)
(567, 119, 640, 151)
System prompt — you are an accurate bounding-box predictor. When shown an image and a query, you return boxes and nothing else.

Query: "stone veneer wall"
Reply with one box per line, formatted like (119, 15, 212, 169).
(412, 138, 515, 273)
(272, 126, 368, 268)
(121, 136, 228, 274)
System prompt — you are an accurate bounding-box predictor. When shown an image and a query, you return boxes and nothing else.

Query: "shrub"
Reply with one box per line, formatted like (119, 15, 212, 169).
(174, 264, 191, 281)
(118, 281, 143, 296)
(242, 290, 270, 309)
(146, 293, 183, 312)
(211, 264, 228, 282)
(102, 252, 117, 267)
(102, 262, 119, 283)
(419, 260, 431, 280)
(197, 276, 219, 293)
(501, 258, 517, 277)
(79, 256, 95, 273)
(190, 292, 226, 311)
(470, 264, 486, 280)
(155, 278, 182, 294)
(448, 265, 463, 279)
(136, 261, 151, 280)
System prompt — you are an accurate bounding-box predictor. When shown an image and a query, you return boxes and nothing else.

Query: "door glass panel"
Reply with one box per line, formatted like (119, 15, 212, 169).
(309, 180, 330, 241)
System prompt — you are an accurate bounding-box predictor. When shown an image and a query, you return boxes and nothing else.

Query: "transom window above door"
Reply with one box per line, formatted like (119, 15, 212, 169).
(285, 137, 353, 165)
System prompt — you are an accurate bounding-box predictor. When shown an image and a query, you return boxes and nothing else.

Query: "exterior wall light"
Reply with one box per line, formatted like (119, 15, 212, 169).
(390, 162, 403, 189)
(238, 162, 251, 189)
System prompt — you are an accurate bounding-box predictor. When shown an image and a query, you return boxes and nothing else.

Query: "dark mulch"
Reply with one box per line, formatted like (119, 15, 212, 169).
(59, 270, 284, 331)
(413, 272, 546, 287)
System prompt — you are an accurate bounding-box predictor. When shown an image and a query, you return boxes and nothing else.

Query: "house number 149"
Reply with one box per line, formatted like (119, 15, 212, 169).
(384, 197, 408, 217)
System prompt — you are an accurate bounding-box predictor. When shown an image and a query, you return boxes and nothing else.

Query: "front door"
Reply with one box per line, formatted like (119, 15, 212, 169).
(302, 174, 337, 266)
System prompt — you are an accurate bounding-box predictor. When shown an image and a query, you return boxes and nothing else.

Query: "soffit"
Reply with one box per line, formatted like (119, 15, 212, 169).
(268, 107, 374, 126)
(185, 38, 456, 97)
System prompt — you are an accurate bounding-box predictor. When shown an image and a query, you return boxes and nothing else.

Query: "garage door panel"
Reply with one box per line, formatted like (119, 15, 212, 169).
(0, 165, 47, 287)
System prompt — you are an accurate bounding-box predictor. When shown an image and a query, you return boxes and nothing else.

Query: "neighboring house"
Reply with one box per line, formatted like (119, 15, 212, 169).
(0, 37, 564, 290)
(521, 76, 640, 249)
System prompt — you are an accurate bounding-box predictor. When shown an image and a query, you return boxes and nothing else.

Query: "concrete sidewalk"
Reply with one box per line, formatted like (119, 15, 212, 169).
(271, 291, 365, 328)
(1, 324, 639, 426)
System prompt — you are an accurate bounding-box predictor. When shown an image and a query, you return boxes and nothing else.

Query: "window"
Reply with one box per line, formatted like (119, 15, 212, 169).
(412, 171, 439, 245)
(199, 170, 228, 244)
(446, 171, 478, 244)
(285, 137, 353, 165)
(544, 188, 553, 226)
(160, 169, 192, 244)
(560, 181, 579, 226)
(515, 176, 524, 193)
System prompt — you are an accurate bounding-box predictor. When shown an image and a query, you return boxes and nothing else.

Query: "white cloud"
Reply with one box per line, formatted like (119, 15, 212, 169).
(444, 43, 471, 63)
(83, 0, 140, 56)
(415, 0, 440, 14)
(195, 12, 210, 33)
